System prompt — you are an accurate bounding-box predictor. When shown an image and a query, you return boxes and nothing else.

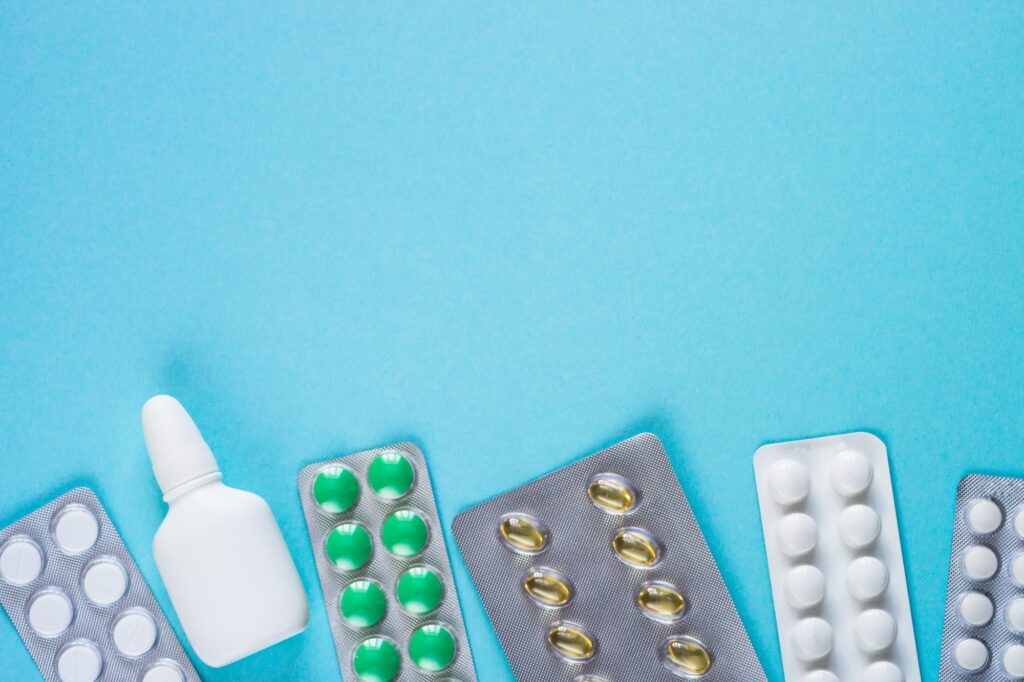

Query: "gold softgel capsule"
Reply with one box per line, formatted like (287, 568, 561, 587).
(638, 581, 686, 621)
(523, 569, 571, 607)
(547, 623, 595, 662)
(587, 474, 637, 514)
(499, 514, 549, 554)
(665, 636, 712, 676)
(612, 528, 661, 567)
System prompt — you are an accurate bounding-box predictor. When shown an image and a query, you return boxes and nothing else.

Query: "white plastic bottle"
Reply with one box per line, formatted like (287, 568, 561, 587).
(142, 395, 309, 667)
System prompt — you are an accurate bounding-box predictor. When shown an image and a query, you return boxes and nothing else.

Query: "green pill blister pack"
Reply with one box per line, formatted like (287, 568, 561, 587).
(298, 443, 477, 682)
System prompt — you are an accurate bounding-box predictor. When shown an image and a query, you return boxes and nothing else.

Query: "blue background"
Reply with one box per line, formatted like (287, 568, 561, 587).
(1, 3, 1022, 680)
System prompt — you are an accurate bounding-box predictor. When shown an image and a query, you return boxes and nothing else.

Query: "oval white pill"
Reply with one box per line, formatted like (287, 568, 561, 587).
(963, 545, 999, 581)
(955, 638, 989, 672)
(967, 499, 1003, 534)
(0, 537, 44, 585)
(1015, 508, 1024, 539)
(1009, 598, 1024, 633)
(786, 565, 826, 609)
(959, 591, 994, 627)
(793, 617, 833, 661)
(53, 505, 99, 555)
(830, 449, 873, 497)
(28, 589, 73, 637)
(863, 661, 904, 682)
(82, 558, 128, 606)
(839, 504, 882, 549)
(142, 661, 185, 682)
(804, 671, 840, 682)
(112, 609, 157, 657)
(854, 609, 897, 653)
(847, 556, 889, 601)
(1005, 644, 1024, 679)
(768, 459, 811, 506)
(777, 513, 818, 557)
(57, 641, 103, 682)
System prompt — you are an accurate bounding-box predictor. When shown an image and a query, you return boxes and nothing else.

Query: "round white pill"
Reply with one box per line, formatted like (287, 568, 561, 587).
(112, 609, 158, 657)
(967, 499, 1003, 534)
(830, 449, 873, 497)
(786, 565, 827, 609)
(1005, 644, 1024, 679)
(839, 504, 882, 549)
(959, 591, 994, 627)
(82, 558, 128, 606)
(847, 556, 889, 601)
(854, 608, 897, 653)
(28, 589, 73, 637)
(1015, 508, 1024, 539)
(57, 641, 103, 682)
(963, 545, 999, 581)
(804, 672, 840, 682)
(777, 513, 818, 557)
(768, 459, 811, 506)
(142, 661, 185, 682)
(53, 505, 99, 555)
(1011, 554, 1024, 586)
(793, 617, 833, 661)
(1008, 598, 1024, 633)
(0, 537, 44, 585)
(955, 638, 989, 673)
(862, 661, 904, 682)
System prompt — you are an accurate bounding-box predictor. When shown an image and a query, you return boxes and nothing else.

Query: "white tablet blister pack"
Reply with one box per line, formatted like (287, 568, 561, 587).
(753, 432, 921, 682)
(939, 474, 1024, 680)
(452, 433, 767, 682)
(0, 487, 199, 682)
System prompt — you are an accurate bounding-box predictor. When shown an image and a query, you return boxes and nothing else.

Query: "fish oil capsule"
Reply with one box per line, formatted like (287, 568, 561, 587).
(637, 581, 686, 622)
(498, 514, 549, 555)
(587, 474, 638, 514)
(523, 568, 572, 607)
(612, 528, 662, 568)
(547, 622, 596, 662)
(663, 636, 713, 676)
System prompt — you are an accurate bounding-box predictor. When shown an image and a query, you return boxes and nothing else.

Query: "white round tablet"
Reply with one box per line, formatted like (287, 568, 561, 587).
(959, 591, 994, 627)
(786, 565, 826, 609)
(1011, 554, 1024, 586)
(112, 609, 158, 657)
(792, 617, 833, 661)
(838, 504, 882, 549)
(854, 609, 897, 653)
(967, 499, 1003, 534)
(142, 661, 185, 682)
(82, 557, 128, 606)
(768, 459, 811, 506)
(1009, 598, 1024, 633)
(804, 671, 840, 682)
(963, 545, 999, 581)
(1015, 508, 1024, 539)
(53, 505, 99, 555)
(847, 556, 889, 601)
(1005, 644, 1024, 679)
(777, 513, 818, 557)
(862, 661, 904, 682)
(57, 641, 103, 682)
(830, 449, 873, 497)
(28, 589, 73, 637)
(955, 638, 989, 673)
(0, 537, 44, 585)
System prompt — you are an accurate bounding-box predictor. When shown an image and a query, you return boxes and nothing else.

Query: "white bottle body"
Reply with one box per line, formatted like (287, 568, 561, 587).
(153, 475, 309, 667)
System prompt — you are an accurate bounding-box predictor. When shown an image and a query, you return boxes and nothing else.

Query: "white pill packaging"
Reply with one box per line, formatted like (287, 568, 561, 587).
(753, 432, 921, 682)
(939, 474, 1024, 680)
(0, 487, 198, 682)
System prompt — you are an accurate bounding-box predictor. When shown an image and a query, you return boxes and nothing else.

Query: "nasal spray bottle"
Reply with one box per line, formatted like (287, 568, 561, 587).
(142, 395, 309, 667)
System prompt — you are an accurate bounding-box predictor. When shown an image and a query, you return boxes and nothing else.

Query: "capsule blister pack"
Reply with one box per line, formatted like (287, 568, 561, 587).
(297, 442, 477, 682)
(938, 474, 1024, 680)
(753, 432, 920, 682)
(0, 487, 199, 682)
(451, 432, 766, 682)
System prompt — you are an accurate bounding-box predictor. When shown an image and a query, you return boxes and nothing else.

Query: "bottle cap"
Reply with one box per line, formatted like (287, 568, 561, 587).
(142, 395, 220, 494)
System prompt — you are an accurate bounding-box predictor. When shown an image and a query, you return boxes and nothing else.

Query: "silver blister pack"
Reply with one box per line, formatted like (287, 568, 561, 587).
(451, 432, 766, 682)
(940, 474, 1024, 680)
(297, 442, 477, 682)
(0, 487, 200, 682)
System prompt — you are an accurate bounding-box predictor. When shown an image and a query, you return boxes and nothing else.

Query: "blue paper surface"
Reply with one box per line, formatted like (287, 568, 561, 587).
(1, 4, 1022, 680)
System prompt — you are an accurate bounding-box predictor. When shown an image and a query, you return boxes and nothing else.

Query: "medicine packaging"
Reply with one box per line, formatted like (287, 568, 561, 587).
(297, 442, 477, 682)
(0, 487, 199, 682)
(452, 432, 766, 681)
(753, 432, 920, 682)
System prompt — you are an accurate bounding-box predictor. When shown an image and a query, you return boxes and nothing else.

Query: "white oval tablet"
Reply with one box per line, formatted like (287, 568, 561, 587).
(792, 617, 833, 661)
(839, 504, 882, 549)
(0, 537, 44, 585)
(768, 459, 811, 506)
(1005, 644, 1024, 679)
(57, 641, 103, 682)
(786, 565, 826, 609)
(1009, 598, 1024, 633)
(854, 609, 897, 653)
(963, 545, 999, 581)
(967, 499, 1003, 534)
(28, 589, 74, 637)
(955, 638, 989, 673)
(82, 558, 128, 606)
(847, 556, 889, 601)
(830, 449, 873, 497)
(804, 671, 840, 682)
(53, 505, 99, 555)
(142, 661, 185, 682)
(863, 661, 904, 682)
(1015, 508, 1024, 539)
(959, 591, 994, 627)
(112, 609, 158, 657)
(777, 513, 818, 557)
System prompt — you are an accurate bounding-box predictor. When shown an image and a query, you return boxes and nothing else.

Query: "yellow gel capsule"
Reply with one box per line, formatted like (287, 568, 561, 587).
(665, 637, 712, 676)
(612, 528, 661, 567)
(638, 582, 686, 620)
(547, 623, 595, 662)
(523, 570, 571, 607)
(499, 515, 548, 554)
(587, 475, 637, 513)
